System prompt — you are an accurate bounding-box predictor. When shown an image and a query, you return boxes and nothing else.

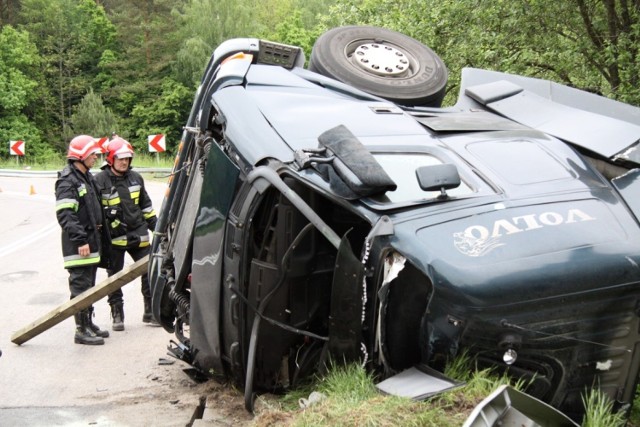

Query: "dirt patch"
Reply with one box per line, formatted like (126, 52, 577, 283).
(77, 360, 254, 426)
(161, 367, 255, 425)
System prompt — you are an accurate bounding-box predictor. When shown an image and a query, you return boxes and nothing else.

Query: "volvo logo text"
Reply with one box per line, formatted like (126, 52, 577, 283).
(454, 209, 595, 257)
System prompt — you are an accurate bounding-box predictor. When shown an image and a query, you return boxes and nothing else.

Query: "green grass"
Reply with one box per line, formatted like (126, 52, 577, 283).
(0, 153, 174, 170)
(0, 157, 62, 170)
(252, 354, 640, 427)
(581, 387, 627, 427)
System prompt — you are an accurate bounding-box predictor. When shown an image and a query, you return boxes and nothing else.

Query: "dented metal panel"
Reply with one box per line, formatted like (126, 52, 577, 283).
(467, 81, 640, 158)
(612, 169, 640, 221)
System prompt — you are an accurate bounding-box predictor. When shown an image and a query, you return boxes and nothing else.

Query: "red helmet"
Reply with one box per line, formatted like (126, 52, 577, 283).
(105, 137, 134, 166)
(67, 135, 101, 161)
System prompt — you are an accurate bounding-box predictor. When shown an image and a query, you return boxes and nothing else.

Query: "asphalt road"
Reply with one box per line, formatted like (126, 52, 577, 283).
(0, 175, 218, 426)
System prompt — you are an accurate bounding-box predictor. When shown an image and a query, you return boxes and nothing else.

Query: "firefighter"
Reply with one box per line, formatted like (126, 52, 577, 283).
(55, 135, 110, 345)
(95, 136, 158, 331)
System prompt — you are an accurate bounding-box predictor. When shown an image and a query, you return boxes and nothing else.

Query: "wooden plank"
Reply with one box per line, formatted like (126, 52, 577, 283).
(11, 255, 149, 346)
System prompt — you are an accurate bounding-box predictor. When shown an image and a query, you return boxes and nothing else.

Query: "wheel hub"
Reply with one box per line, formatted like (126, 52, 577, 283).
(352, 43, 410, 77)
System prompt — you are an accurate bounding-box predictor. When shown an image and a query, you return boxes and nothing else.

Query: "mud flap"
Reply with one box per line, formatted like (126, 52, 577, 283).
(328, 234, 365, 362)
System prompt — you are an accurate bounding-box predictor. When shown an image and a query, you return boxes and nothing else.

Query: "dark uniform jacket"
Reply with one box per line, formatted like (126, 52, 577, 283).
(55, 163, 106, 269)
(95, 167, 157, 250)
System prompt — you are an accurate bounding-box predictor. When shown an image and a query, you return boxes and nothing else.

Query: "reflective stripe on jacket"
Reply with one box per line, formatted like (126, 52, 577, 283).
(55, 164, 104, 268)
(95, 167, 157, 250)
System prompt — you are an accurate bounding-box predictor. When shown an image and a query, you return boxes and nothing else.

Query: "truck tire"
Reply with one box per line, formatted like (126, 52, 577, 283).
(308, 26, 448, 107)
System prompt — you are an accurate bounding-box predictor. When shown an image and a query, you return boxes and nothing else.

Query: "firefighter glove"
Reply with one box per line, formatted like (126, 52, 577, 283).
(127, 233, 140, 248)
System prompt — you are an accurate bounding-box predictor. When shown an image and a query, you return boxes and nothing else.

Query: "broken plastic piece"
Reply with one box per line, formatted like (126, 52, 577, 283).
(375, 364, 463, 400)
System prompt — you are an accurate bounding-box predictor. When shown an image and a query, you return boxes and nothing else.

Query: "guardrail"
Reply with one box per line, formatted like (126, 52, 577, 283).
(0, 168, 172, 178)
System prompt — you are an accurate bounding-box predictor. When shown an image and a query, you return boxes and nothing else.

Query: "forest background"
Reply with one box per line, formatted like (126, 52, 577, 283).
(0, 0, 639, 163)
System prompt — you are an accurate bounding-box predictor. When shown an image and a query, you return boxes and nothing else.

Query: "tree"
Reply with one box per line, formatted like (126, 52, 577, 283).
(173, 0, 260, 87)
(0, 25, 55, 162)
(66, 89, 120, 141)
(99, 0, 186, 143)
(171, 0, 336, 86)
(128, 78, 191, 155)
(0, 25, 38, 111)
(255, 0, 333, 59)
(18, 0, 117, 144)
(572, 0, 640, 103)
(0, 0, 20, 27)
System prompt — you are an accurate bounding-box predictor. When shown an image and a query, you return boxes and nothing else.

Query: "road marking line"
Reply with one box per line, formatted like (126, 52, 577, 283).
(0, 222, 59, 258)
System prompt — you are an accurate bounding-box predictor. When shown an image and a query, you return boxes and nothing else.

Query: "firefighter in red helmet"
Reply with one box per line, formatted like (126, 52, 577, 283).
(95, 136, 158, 331)
(55, 135, 110, 345)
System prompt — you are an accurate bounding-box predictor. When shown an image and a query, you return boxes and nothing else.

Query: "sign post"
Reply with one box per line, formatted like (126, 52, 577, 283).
(9, 140, 25, 166)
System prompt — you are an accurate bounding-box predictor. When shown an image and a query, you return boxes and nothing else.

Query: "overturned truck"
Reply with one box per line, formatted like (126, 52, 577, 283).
(149, 26, 640, 421)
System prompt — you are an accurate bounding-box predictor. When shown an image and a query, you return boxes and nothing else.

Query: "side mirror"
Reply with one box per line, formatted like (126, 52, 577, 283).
(415, 164, 461, 199)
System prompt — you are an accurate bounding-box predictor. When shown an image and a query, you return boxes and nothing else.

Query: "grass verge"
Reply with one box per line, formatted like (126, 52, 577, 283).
(252, 354, 639, 427)
(0, 153, 173, 170)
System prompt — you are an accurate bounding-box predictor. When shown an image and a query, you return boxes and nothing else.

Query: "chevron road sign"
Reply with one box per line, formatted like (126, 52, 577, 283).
(148, 134, 166, 153)
(9, 140, 25, 156)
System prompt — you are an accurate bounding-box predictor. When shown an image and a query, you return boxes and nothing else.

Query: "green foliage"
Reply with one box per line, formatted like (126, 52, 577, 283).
(173, 0, 261, 87)
(259, 9, 323, 60)
(0, 1, 21, 27)
(6, 0, 640, 159)
(0, 25, 39, 110)
(66, 88, 120, 141)
(95, 49, 118, 90)
(97, 0, 187, 150)
(0, 152, 173, 170)
(173, 36, 212, 88)
(631, 384, 640, 426)
(76, 0, 117, 60)
(0, 25, 52, 162)
(18, 0, 118, 142)
(128, 77, 191, 155)
(0, 114, 55, 163)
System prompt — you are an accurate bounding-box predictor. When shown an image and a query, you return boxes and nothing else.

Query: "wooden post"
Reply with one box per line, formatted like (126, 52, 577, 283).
(11, 255, 149, 345)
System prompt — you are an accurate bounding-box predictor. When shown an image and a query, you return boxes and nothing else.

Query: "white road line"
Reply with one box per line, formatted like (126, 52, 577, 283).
(0, 221, 59, 258)
(0, 190, 58, 258)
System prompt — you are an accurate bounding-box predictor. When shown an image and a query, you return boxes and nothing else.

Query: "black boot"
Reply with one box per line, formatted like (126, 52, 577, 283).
(111, 303, 125, 331)
(74, 310, 105, 345)
(87, 306, 109, 338)
(142, 297, 159, 325)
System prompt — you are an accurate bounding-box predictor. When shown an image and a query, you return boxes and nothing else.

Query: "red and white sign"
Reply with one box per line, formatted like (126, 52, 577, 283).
(95, 137, 109, 153)
(9, 140, 25, 156)
(148, 134, 166, 153)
